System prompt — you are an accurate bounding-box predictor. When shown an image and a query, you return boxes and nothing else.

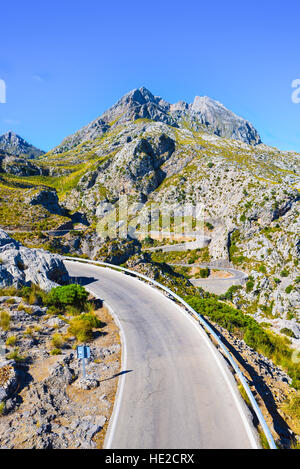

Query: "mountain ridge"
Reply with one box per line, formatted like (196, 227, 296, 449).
(0, 131, 45, 158)
(50, 87, 261, 154)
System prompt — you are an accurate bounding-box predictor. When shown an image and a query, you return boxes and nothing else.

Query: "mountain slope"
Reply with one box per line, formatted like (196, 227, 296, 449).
(0, 88, 299, 448)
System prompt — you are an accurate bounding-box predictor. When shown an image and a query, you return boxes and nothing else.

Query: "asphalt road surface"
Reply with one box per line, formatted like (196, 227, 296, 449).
(65, 260, 257, 449)
(170, 263, 248, 295)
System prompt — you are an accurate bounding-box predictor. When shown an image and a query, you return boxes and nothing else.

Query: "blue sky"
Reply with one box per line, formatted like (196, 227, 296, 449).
(0, 0, 300, 152)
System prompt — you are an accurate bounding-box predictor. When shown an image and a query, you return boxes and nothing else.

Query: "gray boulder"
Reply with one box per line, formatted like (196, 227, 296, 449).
(25, 189, 63, 215)
(0, 152, 43, 176)
(0, 229, 69, 291)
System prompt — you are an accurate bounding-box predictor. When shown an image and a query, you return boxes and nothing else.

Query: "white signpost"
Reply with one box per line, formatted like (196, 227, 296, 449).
(76, 345, 91, 380)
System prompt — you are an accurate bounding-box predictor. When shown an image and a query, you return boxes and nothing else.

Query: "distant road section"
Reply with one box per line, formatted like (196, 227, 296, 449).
(65, 261, 257, 449)
(170, 263, 248, 295)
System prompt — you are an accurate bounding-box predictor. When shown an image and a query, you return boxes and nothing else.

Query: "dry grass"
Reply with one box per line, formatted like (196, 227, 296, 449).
(66, 304, 121, 449)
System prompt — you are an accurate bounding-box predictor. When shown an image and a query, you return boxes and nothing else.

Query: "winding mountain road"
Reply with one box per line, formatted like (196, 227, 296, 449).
(65, 260, 257, 449)
(170, 263, 248, 295)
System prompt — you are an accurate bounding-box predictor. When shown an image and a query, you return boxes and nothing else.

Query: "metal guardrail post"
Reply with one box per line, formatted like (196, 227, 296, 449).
(64, 256, 277, 449)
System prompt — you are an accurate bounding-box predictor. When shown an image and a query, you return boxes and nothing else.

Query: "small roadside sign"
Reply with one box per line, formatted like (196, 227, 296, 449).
(76, 345, 91, 379)
(77, 345, 91, 359)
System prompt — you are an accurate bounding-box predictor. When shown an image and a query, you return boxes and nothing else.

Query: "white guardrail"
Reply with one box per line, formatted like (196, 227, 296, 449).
(64, 256, 277, 449)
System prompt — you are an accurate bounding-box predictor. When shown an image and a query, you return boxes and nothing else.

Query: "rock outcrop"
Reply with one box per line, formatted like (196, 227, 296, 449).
(0, 360, 18, 403)
(25, 190, 64, 215)
(0, 151, 44, 176)
(52, 87, 261, 154)
(184, 95, 261, 145)
(0, 230, 69, 291)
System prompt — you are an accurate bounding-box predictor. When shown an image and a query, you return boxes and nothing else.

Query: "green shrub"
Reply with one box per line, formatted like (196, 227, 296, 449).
(258, 428, 270, 449)
(6, 336, 17, 347)
(6, 347, 26, 363)
(65, 305, 82, 316)
(23, 327, 34, 337)
(199, 268, 210, 278)
(68, 320, 93, 343)
(280, 269, 289, 277)
(219, 285, 242, 301)
(184, 296, 256, 334)
(260, 322, 272, 328)
(0, 401, 5, 415)
(259, 301, 275, 318)
(5, 298, 16, 305)
(47, 305, 61, 315)
(17, 304, 33, 314)
(143, 236, 154, 246)
(244, 324, 274, 356)
(20, 284, 48, 305)
(77, 313, 102, 328)
(280, 328, 296, 338)
(282, 392, 300, 421)
(246, 280, 254, 293)
(205, 222, 214, 231)
(184, 295, 300, 388)
(0, 285, 48, 305)
(258, 265, 267, 274)
(285, 285, 294, 294)
(48, 284, 89, 312)
(0, 286, 18, 297)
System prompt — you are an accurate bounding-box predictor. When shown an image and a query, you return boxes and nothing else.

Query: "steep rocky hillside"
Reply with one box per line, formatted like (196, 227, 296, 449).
(0, 87, 299, 340)
(0, 88, 299, 447)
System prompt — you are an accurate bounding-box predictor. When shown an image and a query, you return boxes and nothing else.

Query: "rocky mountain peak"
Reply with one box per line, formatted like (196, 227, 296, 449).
(0, 131, 24, 149)
(120, 87, 157, 105)
(185, 95, 262, 145)
(170, 100, 189, 112)
(0, 131, 45, 158)
(113, 89, 263, 147)
(191, 95, 225, 112)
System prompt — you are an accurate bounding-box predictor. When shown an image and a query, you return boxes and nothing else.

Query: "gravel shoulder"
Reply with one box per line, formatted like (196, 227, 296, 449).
(0, 298, 121, 449)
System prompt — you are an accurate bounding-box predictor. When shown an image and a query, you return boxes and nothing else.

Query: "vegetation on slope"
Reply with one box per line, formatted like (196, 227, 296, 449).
(185, 295, 300, 389)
